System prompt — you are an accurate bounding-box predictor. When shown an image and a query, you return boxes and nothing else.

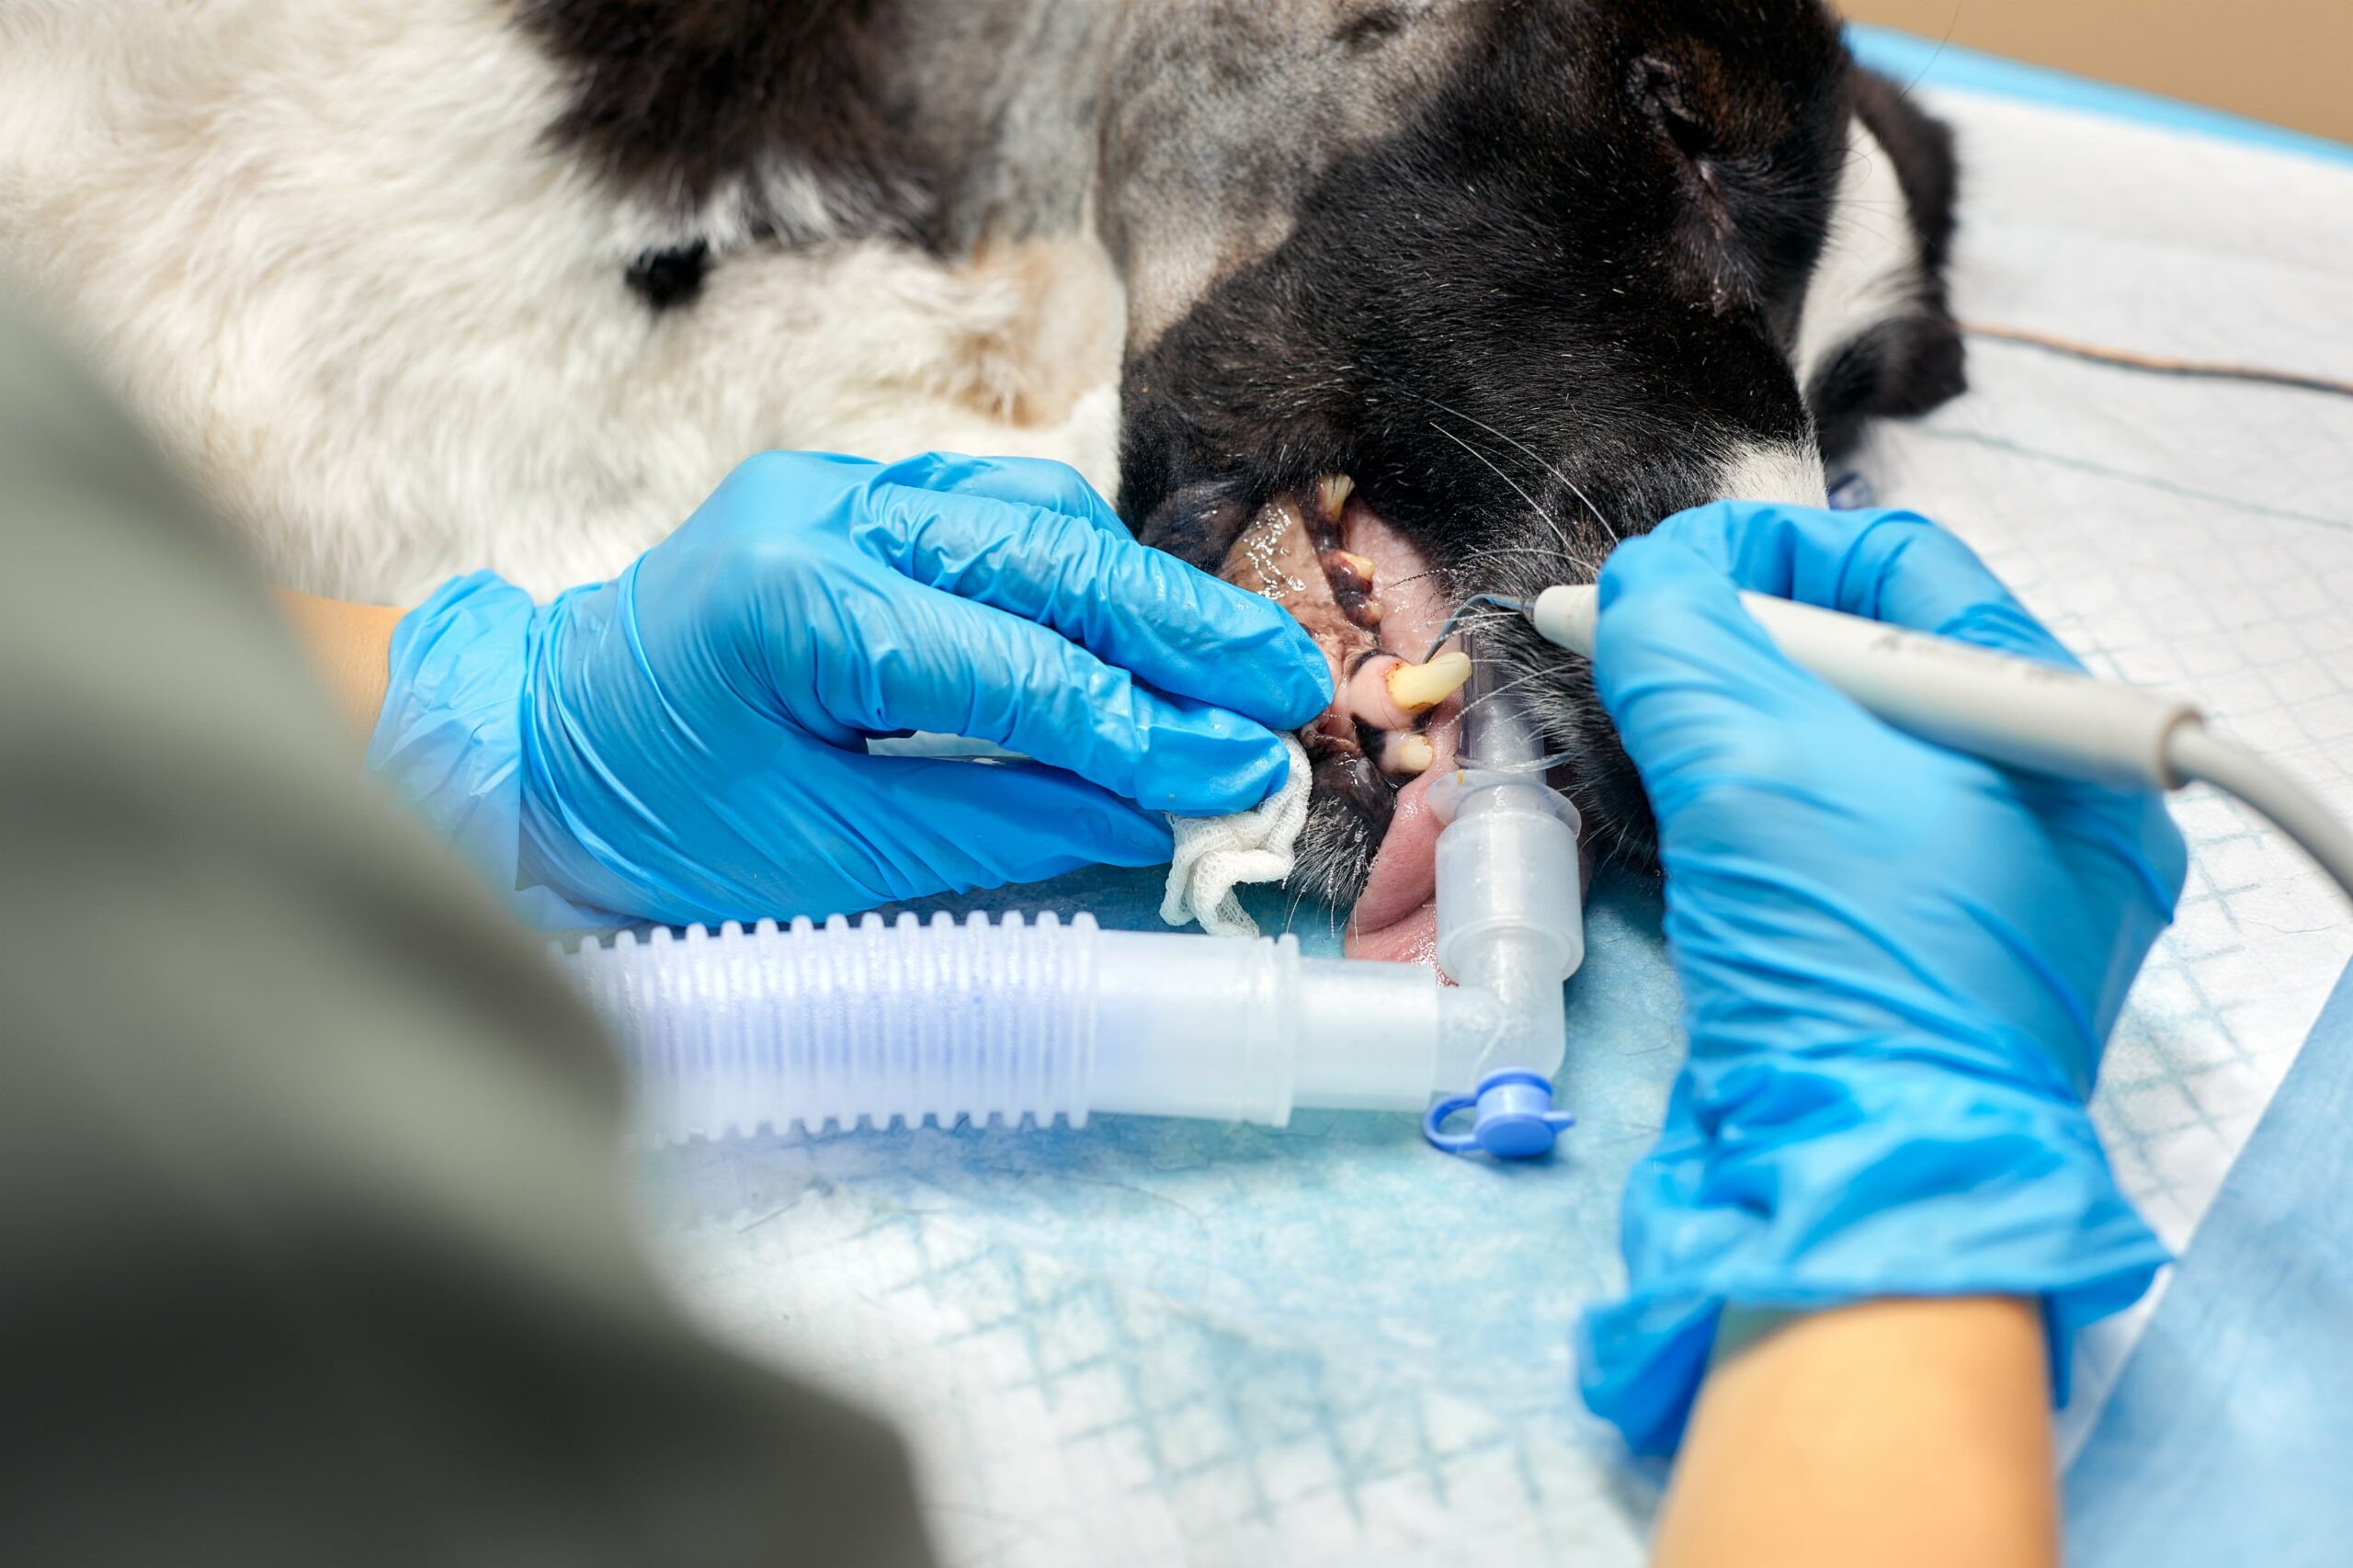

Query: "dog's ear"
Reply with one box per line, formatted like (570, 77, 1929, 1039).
(1806, 67, 1967, 460)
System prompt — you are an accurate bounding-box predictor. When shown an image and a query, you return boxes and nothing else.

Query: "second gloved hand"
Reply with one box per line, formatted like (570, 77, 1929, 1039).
(370, 451, 1330, 926)
(1576, 502, 2187, 1454)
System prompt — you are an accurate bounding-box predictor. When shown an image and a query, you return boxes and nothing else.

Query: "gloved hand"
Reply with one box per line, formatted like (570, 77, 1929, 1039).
(367, 450, 1330, 927)
(1576, 501, 2186, 1455)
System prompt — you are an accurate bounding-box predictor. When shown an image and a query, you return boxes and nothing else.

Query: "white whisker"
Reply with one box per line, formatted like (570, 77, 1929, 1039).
(1428, 420, 1562, 542)
(1420, 394, 1624, 545)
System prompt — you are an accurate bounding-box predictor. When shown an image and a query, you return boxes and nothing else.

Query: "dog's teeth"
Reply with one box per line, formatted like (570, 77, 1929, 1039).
(1382, 733, 1436, 778)
(1321, 548, 1377, 597)
(1386, 651, 1472, 713)
(1358, 597, 1386, 624)
(1315, 473, 1355, 523)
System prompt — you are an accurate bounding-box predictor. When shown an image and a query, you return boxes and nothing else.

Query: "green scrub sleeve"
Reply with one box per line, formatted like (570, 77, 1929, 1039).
(0, 290, 936, 1568)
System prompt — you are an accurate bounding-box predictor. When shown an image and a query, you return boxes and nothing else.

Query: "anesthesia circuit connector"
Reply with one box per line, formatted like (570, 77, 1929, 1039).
(562, 631, 1589, 1161)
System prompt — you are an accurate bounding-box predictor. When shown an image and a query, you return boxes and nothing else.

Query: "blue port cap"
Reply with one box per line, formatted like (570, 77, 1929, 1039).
(1423, 1071, 1575, 1158)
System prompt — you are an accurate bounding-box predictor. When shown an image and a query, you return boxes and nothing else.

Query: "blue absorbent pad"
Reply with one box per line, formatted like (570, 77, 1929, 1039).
(650, 863, 1679, 1566)
(642, 54, 2353, 1567)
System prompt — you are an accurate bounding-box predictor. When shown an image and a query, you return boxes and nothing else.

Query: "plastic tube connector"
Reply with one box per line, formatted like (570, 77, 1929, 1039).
(1422, 786, 1585, 1158)
(1423, 1071, 1576, 1156)
(1419, 631, 1588, 1159)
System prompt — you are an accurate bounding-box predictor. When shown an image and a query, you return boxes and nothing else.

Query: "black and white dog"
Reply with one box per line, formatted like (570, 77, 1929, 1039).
(0, 0, 1961, 957)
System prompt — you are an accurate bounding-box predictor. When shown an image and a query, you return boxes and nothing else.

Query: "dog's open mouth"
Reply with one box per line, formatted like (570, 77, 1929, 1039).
(1215, 477, 1487, 968)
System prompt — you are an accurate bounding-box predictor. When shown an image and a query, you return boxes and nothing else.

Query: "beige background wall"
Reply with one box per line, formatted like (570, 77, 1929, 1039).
(1839, 1, 2353, 144)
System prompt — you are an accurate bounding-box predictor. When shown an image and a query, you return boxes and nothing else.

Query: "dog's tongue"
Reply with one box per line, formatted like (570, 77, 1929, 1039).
(1343, 710, 1455, 965)
(1323, 505, 1460, 967)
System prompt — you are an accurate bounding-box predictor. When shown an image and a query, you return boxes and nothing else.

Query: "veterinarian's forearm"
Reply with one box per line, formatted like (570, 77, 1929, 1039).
(1650, 1296, 2057, 1568)
(274, 589, 401, 741)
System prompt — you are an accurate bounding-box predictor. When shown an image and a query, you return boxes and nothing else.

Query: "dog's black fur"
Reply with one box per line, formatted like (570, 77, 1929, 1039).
(529, 0, 1965, 902)
(521, 0, 936, 243)
(623, 240, 717, 310)
(1113, 3, 1963, 885)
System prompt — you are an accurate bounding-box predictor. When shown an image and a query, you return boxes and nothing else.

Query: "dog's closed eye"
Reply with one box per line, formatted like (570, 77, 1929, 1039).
(1630, 54, 1712, 162)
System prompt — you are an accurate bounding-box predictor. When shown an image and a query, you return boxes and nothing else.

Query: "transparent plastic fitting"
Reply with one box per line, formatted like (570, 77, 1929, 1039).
(1419, 631, 1587, 1157)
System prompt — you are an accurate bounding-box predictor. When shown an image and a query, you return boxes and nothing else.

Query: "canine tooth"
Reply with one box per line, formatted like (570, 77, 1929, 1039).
(1359, 598, 1386, 624)
(1382, 733, 1436, 777)
(1385, 651, 1472, 713)
(1334, 549, 1375, 582)
(1316, 473, 1355, 522)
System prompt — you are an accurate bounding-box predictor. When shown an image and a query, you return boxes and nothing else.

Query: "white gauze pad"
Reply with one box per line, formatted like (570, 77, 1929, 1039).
(1161, 735, 1313, 937)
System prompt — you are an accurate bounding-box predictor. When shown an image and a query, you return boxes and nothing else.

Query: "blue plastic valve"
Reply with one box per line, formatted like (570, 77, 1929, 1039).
(1423, 1070, 1575, 1158)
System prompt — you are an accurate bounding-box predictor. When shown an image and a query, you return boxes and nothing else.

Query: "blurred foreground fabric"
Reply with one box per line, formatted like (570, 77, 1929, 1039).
(0, 294, 932, 1568)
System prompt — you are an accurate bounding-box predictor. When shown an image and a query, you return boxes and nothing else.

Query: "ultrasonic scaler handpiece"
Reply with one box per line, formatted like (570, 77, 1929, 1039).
(1526, 583, 2353, 903)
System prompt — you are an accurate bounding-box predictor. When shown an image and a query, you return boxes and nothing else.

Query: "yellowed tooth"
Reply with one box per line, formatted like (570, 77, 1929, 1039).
(1336, 550, 1376, 582)
(1383, 733, 1437, 777)
(1386, 650, 1473, 713)
(1316, 473, 1356, 522)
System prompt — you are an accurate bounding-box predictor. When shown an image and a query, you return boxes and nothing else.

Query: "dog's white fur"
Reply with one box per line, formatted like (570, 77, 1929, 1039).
(1795, 119, 1924, 399)
(0, 3, 1915, 607)
(1717, 440, 1833, 510)
(0, 1, 1121, 601)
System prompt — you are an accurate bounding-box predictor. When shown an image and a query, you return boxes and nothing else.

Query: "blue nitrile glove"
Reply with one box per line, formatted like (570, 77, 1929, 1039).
(1575, 501, 2186, 1455)
(367, 450, 1331, 927)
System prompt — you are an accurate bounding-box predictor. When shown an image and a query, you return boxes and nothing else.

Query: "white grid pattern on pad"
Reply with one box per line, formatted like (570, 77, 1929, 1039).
(654, 1179, 1651, 1568)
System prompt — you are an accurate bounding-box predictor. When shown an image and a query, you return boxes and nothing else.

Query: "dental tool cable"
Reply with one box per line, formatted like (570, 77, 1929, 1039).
(2162, 724, 2353, 903)
(1525, 585, 2353, 909)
